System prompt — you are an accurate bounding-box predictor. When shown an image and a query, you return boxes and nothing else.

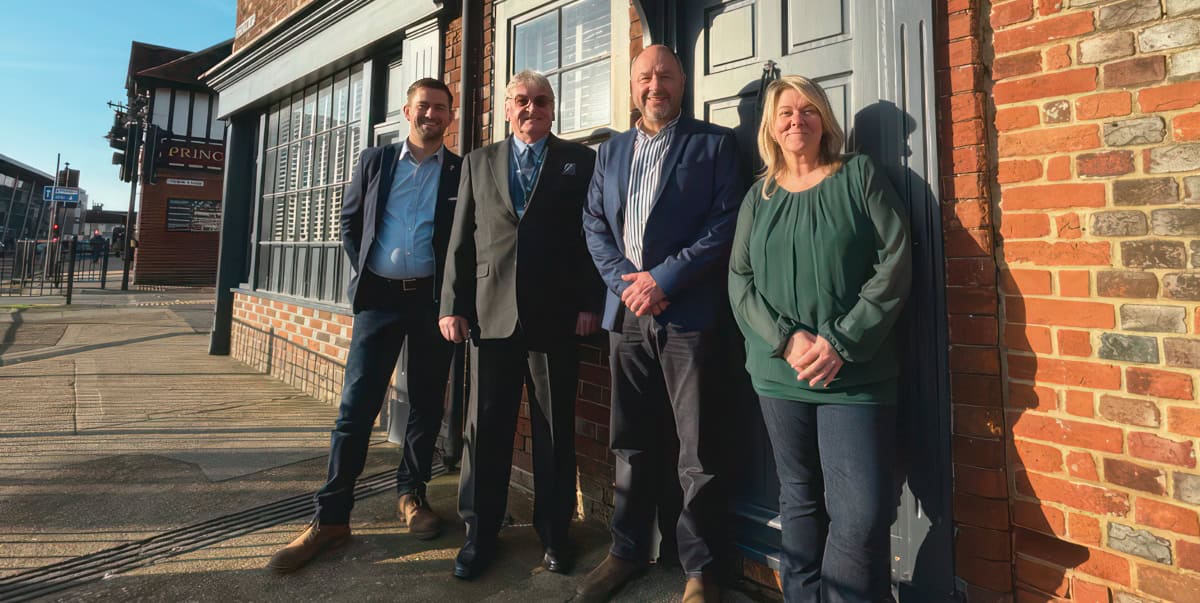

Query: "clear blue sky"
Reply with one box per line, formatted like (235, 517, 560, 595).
(0, 1, 235, 211)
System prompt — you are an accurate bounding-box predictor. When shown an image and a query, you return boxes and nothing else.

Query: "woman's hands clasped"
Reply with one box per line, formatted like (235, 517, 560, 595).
(783, 330, 843, 388)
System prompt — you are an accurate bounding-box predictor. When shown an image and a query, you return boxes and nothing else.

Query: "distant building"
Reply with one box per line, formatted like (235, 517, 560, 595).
(118, 39, 232, 285)
(0, 153, 54, 247)
(83, 208, 134, 240)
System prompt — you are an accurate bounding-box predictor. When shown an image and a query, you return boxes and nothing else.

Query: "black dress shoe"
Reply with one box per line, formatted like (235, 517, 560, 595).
(542, 548, 571, 574)
(453, 545, 493, 580)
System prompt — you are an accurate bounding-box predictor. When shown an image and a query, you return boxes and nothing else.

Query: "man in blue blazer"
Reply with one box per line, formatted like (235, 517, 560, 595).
(578, 45, 744, 603)
(268, 78, 461, 573)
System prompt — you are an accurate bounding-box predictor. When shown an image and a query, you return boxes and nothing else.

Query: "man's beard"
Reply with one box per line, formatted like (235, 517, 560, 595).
(416, 121, 444, 141)
(640, 96, 675, 121)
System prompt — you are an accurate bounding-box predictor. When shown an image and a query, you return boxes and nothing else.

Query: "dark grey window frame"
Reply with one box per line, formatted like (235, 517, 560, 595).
(249, 60, 375, 306)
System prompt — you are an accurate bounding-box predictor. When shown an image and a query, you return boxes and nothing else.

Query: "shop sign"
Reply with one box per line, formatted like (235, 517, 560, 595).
(166, 198, 222, 232)
(158, 140, 225, 172)
(166, 178, 206, 187)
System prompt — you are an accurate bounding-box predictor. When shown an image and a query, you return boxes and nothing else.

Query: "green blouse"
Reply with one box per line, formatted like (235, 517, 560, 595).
(728, 154, 912, 404)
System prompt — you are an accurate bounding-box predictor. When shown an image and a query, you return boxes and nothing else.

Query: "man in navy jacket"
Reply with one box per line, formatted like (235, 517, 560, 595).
(578, 45, 743, 603)
(268, 78, 460, 573)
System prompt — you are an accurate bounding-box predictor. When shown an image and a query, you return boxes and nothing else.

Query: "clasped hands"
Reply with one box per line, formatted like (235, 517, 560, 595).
(620, 271, 669, 317)
(784, 330, 843, 388)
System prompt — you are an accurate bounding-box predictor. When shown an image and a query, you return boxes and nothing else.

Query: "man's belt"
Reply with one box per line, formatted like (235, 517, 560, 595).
(370, 272, 434, 293)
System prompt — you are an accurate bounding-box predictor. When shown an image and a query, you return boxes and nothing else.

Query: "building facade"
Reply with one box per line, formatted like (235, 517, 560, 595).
(121, 41, 232, 286)
(206, 1, 1200, 601)
(0, 154, 54, 248)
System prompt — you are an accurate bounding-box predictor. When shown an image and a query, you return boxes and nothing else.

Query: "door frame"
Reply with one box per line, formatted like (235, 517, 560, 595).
(632, 1, 958, 599)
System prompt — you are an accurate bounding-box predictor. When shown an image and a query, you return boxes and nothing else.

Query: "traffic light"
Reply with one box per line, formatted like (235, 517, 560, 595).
(142, 125, 162, 184)
(105, 112, 140, 183)
(106, 113, 127, 150)
(107, 113, 128, 178)
(120, 124, 141, 183)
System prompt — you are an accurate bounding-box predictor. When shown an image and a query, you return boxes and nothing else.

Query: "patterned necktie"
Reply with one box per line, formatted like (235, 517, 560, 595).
(516, 146, 536, 215)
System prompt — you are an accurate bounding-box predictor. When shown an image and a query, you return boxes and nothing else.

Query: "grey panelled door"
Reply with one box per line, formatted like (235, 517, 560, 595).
(676, 1, 954, 600)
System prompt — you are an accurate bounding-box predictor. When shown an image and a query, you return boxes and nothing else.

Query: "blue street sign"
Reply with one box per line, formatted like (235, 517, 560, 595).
(43, 186, 80, 203)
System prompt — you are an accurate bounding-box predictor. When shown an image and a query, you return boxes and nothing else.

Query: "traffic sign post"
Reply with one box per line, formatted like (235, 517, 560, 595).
(43, 186, 81, 204)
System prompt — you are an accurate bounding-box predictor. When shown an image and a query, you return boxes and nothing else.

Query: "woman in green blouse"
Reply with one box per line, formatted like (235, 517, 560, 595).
(728, 76, 911, 602)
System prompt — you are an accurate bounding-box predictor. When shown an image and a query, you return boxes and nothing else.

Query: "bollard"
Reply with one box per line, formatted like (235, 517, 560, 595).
(65, 238, 77, 305)
(100, 248, 109, 289)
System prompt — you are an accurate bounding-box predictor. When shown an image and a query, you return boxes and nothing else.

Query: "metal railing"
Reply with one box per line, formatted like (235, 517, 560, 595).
(0, 238, 86, 302)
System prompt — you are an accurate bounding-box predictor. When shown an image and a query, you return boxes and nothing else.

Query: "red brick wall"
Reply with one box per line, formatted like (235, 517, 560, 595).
(987, 1, 1200, 601)
(232, 291, 350, 404)
(937, 1, 1012, 600)
(233, 0, 316, 53)
(133, 169, 222, 286)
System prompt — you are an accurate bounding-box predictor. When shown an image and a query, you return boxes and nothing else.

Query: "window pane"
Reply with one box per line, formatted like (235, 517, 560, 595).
(514, 11, 558, 73)
(318, 78, 333, 132)
(300, 138, 313, 190)
(271, 195, 286, 240)
(328, 187, 344, 241)
(333, 72, 349, 128)
(349, 68, 364, 123)
(562, 0, 610, 66)
(559, 59, 610, 132)
(333, 129, 348, 184)
(302, 86, 317, 138)
(278, 101, 292, 146)
(289, 94, 303, 142)
(348, 125, 362, 180)
(284, 193, 297, 241)
(267, 103, 280, 148)
(311, 189, 327, 242)
(297, 190, 311, 241)
(288, 142, 301, 191)
(263, 148, 278, 196)
(276, 144, 290, 194)
(314, 133, 329, 187)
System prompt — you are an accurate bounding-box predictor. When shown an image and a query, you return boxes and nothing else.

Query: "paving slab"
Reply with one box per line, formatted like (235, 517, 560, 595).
(0, 294, 777, 602)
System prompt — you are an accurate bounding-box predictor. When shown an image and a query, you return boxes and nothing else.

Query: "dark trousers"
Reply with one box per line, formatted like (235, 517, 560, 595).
(758, 396, 896, 603)
(457, 334, 578, 561)
(608, 310, 722, 577)
(314, 273, 453, 524)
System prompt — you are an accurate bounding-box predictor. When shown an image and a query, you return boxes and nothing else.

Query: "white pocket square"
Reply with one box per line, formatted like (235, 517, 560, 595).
(562, 163, 576, 176)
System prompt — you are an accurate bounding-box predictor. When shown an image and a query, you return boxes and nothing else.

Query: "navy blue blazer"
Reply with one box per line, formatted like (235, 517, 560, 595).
(583, 117, 744, 331)
(340, 143, 462, 313)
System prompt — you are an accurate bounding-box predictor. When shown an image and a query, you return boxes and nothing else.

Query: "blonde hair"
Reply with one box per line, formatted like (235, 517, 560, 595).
(757, 75, 845, 198)
(505, 70, 555, 101)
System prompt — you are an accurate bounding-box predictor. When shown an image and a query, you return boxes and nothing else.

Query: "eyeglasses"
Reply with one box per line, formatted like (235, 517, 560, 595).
(507, 95, 554, 109)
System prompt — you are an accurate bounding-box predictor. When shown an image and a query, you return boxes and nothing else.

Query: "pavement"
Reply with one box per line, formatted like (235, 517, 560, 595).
(0, 287, 777, 602)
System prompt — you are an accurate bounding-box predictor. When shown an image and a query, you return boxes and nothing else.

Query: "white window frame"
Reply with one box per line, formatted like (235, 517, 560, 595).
(492, 0, 631, 143)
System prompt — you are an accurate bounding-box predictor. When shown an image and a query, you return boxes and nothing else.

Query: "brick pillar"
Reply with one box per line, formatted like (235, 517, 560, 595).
(938, 1, 1013, 600)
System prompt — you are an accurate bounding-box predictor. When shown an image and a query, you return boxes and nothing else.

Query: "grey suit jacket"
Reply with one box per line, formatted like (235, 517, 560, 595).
(440, 134, 603, 346)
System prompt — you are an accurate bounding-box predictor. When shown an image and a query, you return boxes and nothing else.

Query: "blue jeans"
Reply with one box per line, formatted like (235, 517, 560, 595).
(314, 275, 452, 524)
(758, 396, 896, 603)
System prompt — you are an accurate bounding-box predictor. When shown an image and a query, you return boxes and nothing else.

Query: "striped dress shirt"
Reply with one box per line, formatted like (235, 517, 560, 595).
(624, 116, 679, 270)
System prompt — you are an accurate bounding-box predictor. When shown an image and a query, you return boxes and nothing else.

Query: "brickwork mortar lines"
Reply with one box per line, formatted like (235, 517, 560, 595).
(989, 1, 1200, 599)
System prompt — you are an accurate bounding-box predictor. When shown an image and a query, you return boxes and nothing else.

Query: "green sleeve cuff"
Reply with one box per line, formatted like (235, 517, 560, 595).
(818, 319, 851, 362)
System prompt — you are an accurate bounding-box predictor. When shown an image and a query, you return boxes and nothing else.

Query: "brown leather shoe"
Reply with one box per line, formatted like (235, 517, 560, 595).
(683, 575, 721, 603)
(266, 521, 350, 574)
(397, 493, 442, 540)
(574, 553, 646, 602)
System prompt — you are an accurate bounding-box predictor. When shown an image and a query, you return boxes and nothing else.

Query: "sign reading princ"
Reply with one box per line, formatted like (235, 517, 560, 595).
(157, 139, 226, 172)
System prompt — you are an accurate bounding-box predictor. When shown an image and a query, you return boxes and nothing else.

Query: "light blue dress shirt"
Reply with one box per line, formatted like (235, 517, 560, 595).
(509, 135, 547, 217)
(366, 141, 443, 280)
